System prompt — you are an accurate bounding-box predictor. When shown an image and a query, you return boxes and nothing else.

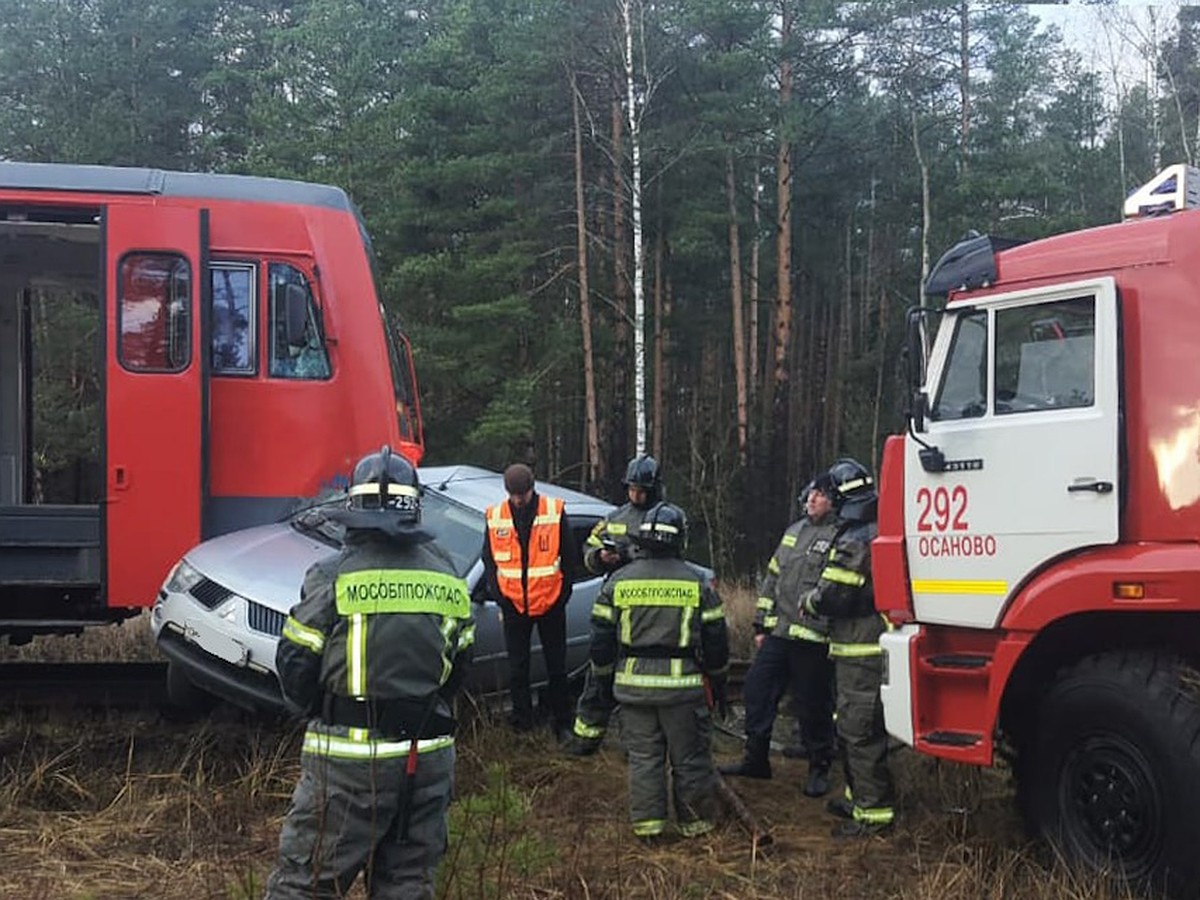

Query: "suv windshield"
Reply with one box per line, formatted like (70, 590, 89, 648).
(290, 489, 484, 578)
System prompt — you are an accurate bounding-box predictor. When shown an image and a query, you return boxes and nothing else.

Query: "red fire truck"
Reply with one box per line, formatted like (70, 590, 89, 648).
(0, 162, 422, 642)
(877, 164, 1200, 894)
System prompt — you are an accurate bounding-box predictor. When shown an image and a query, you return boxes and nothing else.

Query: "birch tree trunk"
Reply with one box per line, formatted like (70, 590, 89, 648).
(619, 0, 647, 455)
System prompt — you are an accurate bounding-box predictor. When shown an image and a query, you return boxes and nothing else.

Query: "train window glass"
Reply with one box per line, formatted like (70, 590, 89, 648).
(994, 296, 1095, 414)
(268, 263, 330, 380)
(118, 253, 191, 372)
(210, 263, 256, 375)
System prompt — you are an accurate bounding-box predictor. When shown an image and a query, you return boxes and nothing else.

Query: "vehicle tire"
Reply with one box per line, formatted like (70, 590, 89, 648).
(165, 660, 218, 716)
(1016, 651, 1200, 898)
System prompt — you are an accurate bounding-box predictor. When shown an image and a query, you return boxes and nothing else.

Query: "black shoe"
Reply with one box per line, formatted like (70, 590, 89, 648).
(718, 758, 772, 779)
(825, 796, 854, 819)
(563, 737, 599, 757)
(781, 743, 809, 760)
(831, 818, 894, 839)
(803, 766, 831, 798)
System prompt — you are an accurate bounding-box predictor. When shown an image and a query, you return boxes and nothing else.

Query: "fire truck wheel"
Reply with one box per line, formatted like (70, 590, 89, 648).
(1018, 651, 1200, 898)
(165, 660, 218, 716)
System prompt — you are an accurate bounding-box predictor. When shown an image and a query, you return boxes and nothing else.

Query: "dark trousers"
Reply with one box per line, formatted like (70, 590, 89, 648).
(743, 634, 835, 766)
(502, 600, 570, 730)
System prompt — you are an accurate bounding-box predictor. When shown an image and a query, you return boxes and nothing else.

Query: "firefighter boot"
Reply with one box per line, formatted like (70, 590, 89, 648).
(803, 762, 831, 798)
(718, 734, 772, 779)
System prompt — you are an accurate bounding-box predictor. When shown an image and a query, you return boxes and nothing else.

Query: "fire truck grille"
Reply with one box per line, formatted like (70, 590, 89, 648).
(247, 602, 285, 637)
(189, 578, 234, 609)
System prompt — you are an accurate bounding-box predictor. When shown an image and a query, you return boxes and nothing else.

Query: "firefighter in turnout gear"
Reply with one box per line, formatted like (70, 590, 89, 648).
(588, 502, 730, 838)
(719, 479, 837, 798)
(481, 463, 577, 737)
(265, 447, 475, 900)
(805, 458, 895, 838)
(567, 454, 663, 756)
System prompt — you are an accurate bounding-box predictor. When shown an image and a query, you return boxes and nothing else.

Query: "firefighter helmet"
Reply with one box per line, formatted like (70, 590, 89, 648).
(623, 454, 662, 506)
(825, 457, 877, 522)
(633, 502, 687, 555)
(331, 445, 422, 535)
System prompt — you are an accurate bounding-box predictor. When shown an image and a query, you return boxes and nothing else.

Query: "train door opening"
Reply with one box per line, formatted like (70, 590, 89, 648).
(0, 205, 104, 631)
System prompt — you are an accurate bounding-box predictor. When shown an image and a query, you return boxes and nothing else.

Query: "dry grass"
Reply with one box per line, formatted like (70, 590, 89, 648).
(0, 596, 1149, 899)
(0, 612, 158, 662)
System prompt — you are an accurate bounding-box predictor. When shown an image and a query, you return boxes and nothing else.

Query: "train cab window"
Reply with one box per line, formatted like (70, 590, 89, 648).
(118, 253, 191, 372)
(268, 263, 330, 380)
(210, 263, 256, 374)
(994, 297, 1095, 414)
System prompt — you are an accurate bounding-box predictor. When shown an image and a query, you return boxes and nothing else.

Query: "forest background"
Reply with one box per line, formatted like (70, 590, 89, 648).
(1, 0, 1195, 573)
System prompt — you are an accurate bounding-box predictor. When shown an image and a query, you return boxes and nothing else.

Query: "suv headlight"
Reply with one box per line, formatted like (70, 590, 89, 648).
(165, 560, 204, 593)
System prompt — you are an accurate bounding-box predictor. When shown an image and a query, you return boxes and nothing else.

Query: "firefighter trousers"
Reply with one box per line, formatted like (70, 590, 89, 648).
(620, 700, 717, 837)
(572, 665, 617, 748)
(264, 742, 455, 900)
(833, 655, 894, 823)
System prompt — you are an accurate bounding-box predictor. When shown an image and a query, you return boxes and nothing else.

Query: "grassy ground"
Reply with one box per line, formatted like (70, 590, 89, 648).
(0, 592, 1144, 899)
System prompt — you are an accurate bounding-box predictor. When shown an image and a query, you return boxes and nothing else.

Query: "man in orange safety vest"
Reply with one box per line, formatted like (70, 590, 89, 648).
(481, 463, 578, 738)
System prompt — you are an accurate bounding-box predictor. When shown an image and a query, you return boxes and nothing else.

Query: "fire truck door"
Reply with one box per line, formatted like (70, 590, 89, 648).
(905, 277, 1120, 629)
(104, 205, 209, 607)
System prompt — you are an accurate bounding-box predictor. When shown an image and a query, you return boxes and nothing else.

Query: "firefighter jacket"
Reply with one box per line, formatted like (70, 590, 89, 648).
(583, 502, 650, 575)
(754, 513, 838, 644)
(277, 530, 475, 757)
(805, 519, 887, 658)
(482, 492, 572, 617)
(589, 555, 729, 707)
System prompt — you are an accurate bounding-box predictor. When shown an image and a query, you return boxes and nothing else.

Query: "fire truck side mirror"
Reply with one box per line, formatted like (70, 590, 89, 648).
(904, 307, 931, 433)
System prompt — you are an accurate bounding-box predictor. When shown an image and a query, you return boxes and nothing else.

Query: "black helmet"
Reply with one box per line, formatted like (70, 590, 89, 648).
(623, 454, 662, 507)
(330, 445, 421, 535)
(633, 502, 687, 555)
(825, 457, 877, 522)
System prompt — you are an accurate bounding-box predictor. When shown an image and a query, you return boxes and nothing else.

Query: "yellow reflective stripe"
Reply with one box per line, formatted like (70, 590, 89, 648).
(438, 615, 456, 684)
(838, 477, 872, 494)
(592, 603, 615, 622)
(497, 566, 523, 579)
(336, 570, 471, 618)
(911, 579, 1008, 595)
(756, 597, 773, 610)
(829, 641, 881, 658)
(524, 563, 560, 578)
(303, 731, 454, 759)
(787, 624, 828, 643)
(458, 623, 476, 648)
(678, 819, 714, 837)
(612, 579, 701, 608)
(767, 558, 781, 575)
(283, 616, 325, 653)
(633, 819, 666, 836)
(620, 608, 631, 645)
(853, 805, 895, 824)
(607, 523, 628, 535)
(493, 550, 513, 562)
(348, 482, 419, 499)
(679, 606, 694, 648)
(348, 613, 366, 696)
(762, 615, 779, 629)
(573, 718, 604, 739)
(614, 671, 704, 689)
(821, 566, 866, 587)
(487, 506, 512, 527)
(780, 534, 798, 547)
(532, 514, 561, 526)
(701, 606, 725, 622)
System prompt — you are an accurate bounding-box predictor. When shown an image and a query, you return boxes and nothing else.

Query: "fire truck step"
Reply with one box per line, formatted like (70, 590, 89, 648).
(924, 653, 991, 670)
(921, 730, 984, 747)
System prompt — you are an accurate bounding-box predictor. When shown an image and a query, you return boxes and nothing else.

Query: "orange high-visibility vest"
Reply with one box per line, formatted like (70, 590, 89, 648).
(485, 494, 565, 617)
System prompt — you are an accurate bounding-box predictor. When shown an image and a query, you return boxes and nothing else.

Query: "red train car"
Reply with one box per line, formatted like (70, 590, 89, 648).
(0, 162, 422, 640)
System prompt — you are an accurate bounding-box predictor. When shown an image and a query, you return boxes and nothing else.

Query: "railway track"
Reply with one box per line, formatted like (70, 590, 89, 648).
(0, 661, 169, 710)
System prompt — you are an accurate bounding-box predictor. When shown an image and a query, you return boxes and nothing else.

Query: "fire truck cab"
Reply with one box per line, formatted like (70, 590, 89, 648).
(876, 164, 1200, 895)
(0, 162, 421, 642)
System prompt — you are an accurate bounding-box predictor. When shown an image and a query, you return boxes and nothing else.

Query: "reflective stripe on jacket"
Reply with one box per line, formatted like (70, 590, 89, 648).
(485, 494, 565, 617)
